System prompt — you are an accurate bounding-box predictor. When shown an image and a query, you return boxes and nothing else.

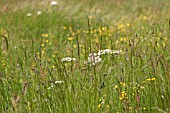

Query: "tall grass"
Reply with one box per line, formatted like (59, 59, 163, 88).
(0, 0, 170, 113)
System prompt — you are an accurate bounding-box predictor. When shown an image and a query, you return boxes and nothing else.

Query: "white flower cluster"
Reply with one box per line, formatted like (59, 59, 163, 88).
(88, 53, 102, 65)
(61, 57, 76, 62)
(47, 81, 64, 90)
(88, 49, 121, 65)
(98, 49, 121, 56)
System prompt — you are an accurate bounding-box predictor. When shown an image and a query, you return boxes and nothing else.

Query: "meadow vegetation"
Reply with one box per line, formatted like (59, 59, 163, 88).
(0, 0, 170, 112)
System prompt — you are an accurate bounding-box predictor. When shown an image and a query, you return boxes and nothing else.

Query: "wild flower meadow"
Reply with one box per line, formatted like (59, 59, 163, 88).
(0, 0, 170, 113)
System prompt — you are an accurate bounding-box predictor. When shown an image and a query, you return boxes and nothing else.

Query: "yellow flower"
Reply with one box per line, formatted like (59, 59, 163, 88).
(108, 33, 112, 37)
(90, 31, 93, 34)
(120, 82, 125, 87)
(68, 37, 74, 40)
(45, 40, 49, 43)
(41, 33, 48, 37)
(72, 32, 75, 36)
(147, 78, 151, 81)
(37, 52, 39, 55)
(141, 26, 145, 30)
(114, 85, 118, 89)
(41, 50, 45, 54)
(147, 78, 156, 81)
(126, 23, 130, 27)
(117, 24, 125, 30)
(143, 107, 147, 110)
(94, 29, 97, 32)
(124, 37, 127, 41)
(143, 16, 147, 21)
(102, 27, 106, 31)
(151, 78, 156, 81)
(120, 37, 124, 41)
(41, 44, 44, 47)
(97, 104, 102, 108)
(119, 91, 126, 100)
(73, 45, 77, 48)
(129, 107, 132, 110)
(52, 65, 55, 68)
(52, 55, 55, 58)
(158, 32, 162, 36)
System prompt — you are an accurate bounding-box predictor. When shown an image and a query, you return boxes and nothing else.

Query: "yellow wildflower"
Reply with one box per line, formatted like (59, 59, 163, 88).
(126, 23, 130, 27)
(73, 45, 76, 48)
(119, 91, 126, 100)
(41, 33, 48, 37)
(147, 78, 156, 81)
(147, 78, 151, 81)
(118, 24, 125, 30)
(114, 85, 118, 89)
(41, 44, 44, 47)
(151, 78, 156, 81)
(68, 37, 74, 40)
(143, 107, 146, 110)
(45, 40, 49, 43)
(97, 104, 102, 108)
(52, 65, 55, 68)
(162, 42, 166, 47)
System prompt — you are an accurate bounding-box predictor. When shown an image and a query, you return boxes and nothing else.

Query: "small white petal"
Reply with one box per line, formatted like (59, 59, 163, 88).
(37, 11, 42, 15)
(26, 13, 32, 16)
(50, 1, 58, 5)
(93, 53, 97, 56)
(98, 58, 102, 62)
(72, 58, 76, 61)
(89, 53, 93, 57)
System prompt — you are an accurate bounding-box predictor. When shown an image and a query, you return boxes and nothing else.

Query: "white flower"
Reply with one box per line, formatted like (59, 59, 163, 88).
(47, 87, 51, 90)
(98, 49, 111, 55)
(88, 53, 102, 65)
(61, 57, 76, 62)
(89, 53, 97, 57)
(37, 11, 42, 15)
(110, 50, 122, 54)
(50, 1, 58, 5)
(55, 81, 64, 84)
(88, 49, 121, 65)
(51, 83, 54, 88)
(98, 49, 121, 55)
(26, 13, 32, 16)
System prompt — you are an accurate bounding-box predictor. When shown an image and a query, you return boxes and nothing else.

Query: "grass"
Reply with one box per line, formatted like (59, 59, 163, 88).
(0, 0, 170, 112)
